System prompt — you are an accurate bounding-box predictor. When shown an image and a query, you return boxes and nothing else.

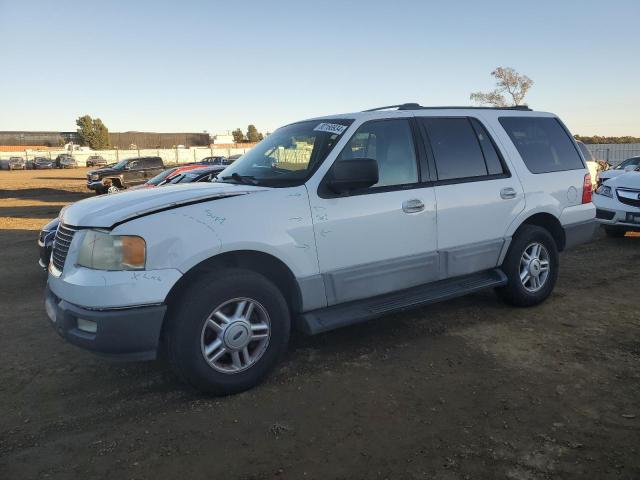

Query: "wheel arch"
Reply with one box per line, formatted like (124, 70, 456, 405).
(514, 212, 566, 251)
(164, 249, 304, 317)
(103, 176, 124, 188)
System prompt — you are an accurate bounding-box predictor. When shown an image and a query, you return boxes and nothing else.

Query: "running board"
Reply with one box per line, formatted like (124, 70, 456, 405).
(297, 269, 507, 335)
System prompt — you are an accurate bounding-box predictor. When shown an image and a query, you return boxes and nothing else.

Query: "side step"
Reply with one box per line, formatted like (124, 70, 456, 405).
(297, 268, 507, 335)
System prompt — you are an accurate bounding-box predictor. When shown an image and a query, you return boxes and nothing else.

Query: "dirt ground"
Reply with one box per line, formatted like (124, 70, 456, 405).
(0, 169, 639, 480)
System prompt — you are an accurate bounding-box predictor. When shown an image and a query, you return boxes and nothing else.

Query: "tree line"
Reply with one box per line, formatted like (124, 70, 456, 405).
(573, 135, 640, 144)
(232, 125, 265, 143)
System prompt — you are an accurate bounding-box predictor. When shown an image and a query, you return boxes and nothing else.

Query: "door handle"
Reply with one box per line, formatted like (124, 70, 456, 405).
(402, 199, 425, 213)
(500, 187, 517, 200)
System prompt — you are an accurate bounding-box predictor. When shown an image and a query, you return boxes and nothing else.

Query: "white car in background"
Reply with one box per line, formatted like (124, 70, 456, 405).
(597, 156, 640, 187)
(593, 171, 640, 237)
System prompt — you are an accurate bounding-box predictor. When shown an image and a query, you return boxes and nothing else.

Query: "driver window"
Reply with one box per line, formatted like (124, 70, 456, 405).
(336, 119, 418, 187)
(128, 160, 140, 170)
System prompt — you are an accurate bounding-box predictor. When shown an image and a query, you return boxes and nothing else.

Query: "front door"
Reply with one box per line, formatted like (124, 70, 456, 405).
(308, 117, 438, 306)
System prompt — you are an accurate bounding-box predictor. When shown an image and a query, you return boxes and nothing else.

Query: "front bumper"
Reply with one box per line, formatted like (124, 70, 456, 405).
(45, 284, 166, 360)
(593, 194, 640, 231)
(87, 180, 104, 190)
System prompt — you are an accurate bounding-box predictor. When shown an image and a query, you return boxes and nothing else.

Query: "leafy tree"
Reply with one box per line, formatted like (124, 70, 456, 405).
(76, 115, 109, 149)
(574, 134, 640, 144)
(246, 124, 262, 143)
(232, 128, 245, 143)
(470, 67, 533, 107)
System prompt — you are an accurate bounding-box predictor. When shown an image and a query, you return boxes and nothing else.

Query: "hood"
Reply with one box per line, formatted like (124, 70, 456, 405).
(603, 171, 640, 190)
(600, 169, 627, 180)
(88, 166, 120, 176)
(62, 182, 267, 228)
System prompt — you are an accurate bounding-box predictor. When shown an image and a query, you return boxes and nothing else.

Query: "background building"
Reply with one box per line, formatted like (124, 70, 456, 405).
(0, 131, 210, 149)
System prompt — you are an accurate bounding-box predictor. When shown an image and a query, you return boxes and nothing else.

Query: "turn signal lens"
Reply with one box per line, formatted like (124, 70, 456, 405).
(122, 236, 146, 268)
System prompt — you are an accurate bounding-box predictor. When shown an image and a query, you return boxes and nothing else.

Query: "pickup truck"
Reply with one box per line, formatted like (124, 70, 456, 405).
(87, 156, 164, 194)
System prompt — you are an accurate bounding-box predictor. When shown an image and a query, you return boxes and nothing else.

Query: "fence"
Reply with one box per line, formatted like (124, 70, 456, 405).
(0, 146, 255, 167)
(584, 143, 640, 166)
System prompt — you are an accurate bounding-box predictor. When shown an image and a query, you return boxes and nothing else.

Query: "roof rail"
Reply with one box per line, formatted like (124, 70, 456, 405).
(363, 103, 532, 112)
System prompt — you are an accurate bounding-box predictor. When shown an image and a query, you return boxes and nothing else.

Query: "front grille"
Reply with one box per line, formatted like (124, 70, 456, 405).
(51, 224, 79, 272)
(596, 208, 615, 220)
(617, 189, 640, 208)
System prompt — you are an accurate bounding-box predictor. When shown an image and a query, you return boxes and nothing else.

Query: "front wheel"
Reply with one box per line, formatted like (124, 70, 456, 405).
(165, 268, 290, 395)
(496, 225, 559, 307)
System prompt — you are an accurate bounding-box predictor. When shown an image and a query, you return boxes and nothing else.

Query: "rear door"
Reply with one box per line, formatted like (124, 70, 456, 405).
(418, 116, 525, 278)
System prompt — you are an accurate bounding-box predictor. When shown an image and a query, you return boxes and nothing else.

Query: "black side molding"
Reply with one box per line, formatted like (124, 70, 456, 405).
(297, 269, 507, 335)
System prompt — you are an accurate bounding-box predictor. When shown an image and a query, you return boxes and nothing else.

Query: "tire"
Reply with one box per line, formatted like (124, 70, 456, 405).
(604, 226, 626, 238)
(165, 268, 290, 395)
(496, 225, 559, 307)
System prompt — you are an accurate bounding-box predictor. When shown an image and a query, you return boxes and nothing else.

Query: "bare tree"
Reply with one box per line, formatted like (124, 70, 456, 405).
(470, 67, 533, 107)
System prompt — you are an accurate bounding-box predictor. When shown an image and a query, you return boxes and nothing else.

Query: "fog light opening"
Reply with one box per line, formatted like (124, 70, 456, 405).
(77, 318, 97, 333)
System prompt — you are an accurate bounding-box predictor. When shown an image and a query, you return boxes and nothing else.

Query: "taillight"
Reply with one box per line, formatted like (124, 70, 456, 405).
(582, 173, 592, 203)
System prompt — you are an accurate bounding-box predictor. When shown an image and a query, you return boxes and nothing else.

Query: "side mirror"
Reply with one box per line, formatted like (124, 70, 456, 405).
(327, 158, 379, 194)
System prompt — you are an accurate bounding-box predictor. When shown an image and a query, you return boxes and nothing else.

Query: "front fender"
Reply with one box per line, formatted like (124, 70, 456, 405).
(112, 186, 319, 280)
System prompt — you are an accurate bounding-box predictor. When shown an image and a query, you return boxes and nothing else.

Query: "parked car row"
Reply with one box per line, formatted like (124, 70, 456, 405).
(1, 154, 79, 170)
(2, 153, 239, 172)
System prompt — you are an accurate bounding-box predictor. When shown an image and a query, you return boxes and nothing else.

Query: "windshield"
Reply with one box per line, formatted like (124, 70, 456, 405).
(217, 119, 353, 187)
(616, 157, 640, 170)
(147, 167, 177, 185)
(111, 158, 135, 170)
(168, 172, 198, 184)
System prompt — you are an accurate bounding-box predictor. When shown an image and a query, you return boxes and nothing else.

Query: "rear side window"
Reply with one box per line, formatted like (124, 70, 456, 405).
(144, 157, 163, 168)
(421, 118, 489, 180)
(469, 118, 504, 175)
(499, 117, 584, 173)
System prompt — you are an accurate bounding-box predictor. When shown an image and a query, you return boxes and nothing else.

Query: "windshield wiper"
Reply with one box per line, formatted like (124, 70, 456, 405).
(221, 173, 259, 185)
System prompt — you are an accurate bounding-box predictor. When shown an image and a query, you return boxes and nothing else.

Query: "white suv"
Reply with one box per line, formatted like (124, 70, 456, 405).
(45, 104, 596, 394)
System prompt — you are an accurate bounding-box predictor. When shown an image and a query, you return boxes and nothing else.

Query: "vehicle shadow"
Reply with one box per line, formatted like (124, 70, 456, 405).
(0, 188, 90, 202)
(32, 176, 87, 181)
(0, 205, 65, 219)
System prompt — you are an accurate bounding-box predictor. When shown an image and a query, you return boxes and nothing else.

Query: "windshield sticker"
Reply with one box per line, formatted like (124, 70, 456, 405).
(313, 123, 348, 135)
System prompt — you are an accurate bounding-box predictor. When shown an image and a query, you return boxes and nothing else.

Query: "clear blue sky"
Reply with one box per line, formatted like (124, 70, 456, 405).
(1, 0, 638, 136)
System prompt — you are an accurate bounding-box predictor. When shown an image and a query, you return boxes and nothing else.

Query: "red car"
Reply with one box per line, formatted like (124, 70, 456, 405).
(130, 165, 206, 190)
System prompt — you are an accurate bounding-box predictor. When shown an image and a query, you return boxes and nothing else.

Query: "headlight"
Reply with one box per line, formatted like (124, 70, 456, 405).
(595, 184, 613, 198)
(77, 230, 146, 270)
(91, 174, 99, 180)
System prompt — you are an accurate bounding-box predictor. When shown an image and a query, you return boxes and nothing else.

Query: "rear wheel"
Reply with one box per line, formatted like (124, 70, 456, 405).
(604, 226, 626, 238)
(165, 268, 290, 395)
(496, 225, 559, 307)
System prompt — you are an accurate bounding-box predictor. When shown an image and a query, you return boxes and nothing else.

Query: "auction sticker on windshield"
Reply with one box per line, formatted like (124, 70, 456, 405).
(313, 123, 348, 135)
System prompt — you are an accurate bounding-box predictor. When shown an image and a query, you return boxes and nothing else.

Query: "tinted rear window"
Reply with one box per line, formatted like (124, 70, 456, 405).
(499, 117, 584, 173)
(143, 157, 163, 168)
(421, 118, 488, 180)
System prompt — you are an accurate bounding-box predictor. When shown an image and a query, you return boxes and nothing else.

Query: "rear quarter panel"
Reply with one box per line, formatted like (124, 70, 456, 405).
(481, 111, 591, 233)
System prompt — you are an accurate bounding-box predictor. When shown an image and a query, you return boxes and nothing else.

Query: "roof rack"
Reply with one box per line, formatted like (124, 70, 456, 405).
(364, 103, 532, 112)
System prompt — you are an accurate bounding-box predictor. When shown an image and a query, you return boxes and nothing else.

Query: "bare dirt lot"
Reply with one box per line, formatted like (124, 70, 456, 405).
(1, 169, 639, 480)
